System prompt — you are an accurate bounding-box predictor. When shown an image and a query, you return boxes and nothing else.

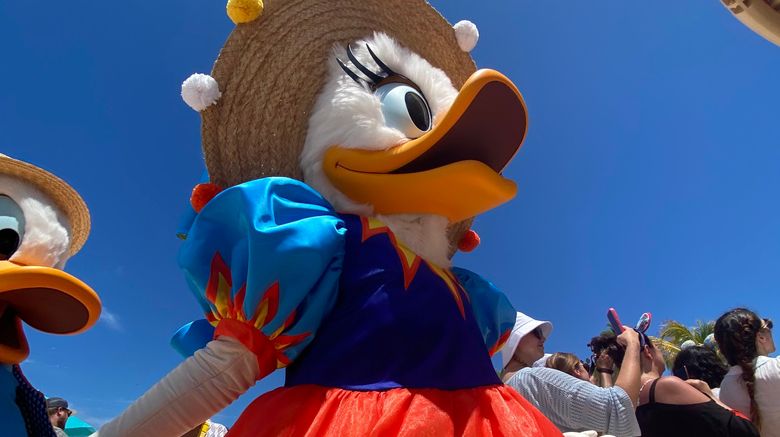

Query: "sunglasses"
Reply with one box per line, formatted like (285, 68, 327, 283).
(54, 407, 72, 417)
(761, 318, 773, 331)
(531, 327, 546, 341)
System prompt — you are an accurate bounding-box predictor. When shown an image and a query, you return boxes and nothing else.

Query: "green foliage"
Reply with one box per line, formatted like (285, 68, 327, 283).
(651, 319, 715, 368)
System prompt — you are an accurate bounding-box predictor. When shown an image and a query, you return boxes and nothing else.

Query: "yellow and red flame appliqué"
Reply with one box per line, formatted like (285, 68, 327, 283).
(360, 217, 470, 318)
(204, 252, 311, 368)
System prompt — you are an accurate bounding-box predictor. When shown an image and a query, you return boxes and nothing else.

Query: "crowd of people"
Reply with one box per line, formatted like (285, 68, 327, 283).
(42, 306, 774, 437)
(44, 307, 773, 437)
(498, 307, 777, 437)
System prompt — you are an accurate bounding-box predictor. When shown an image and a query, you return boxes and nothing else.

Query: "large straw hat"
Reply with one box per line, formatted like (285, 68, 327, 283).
(200, 0, 478, 251)
(0, 154, 90, 256)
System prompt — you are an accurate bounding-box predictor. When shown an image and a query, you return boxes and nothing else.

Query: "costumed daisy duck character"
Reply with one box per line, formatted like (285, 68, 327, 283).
(0, 154, 101, 437)
(97, 0, 561, 436)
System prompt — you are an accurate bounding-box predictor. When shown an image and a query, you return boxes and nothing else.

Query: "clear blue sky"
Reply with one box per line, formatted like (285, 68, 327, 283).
(1, 0, 778, 429)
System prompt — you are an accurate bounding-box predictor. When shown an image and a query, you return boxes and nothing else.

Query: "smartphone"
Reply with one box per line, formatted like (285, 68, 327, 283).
(607, 308, 647, 347)
(607, 308, 625, 334)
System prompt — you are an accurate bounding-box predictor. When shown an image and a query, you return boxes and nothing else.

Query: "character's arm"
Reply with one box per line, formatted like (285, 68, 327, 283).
(452, 267, 515, 357)
(95, 337, 258, 437)
(96, 177, 346, 437)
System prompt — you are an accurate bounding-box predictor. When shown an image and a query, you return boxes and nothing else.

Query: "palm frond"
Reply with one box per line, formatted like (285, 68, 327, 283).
(649, 336, 681, 368)
(692, 320, 715, 343)
(652, 319, 718, 368)
(658, 320, 695, 344)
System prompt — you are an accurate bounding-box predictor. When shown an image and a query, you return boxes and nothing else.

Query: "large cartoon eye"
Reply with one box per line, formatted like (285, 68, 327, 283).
(0, 195, 24, 261)
(375, 82, 432, 139)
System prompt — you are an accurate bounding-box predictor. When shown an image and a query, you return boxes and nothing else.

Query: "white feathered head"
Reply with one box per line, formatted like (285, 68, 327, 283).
(0, 154, 100, 364)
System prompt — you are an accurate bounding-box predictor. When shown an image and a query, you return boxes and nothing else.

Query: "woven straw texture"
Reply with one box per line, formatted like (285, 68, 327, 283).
(0, 154, 90, 256)
(201, 0, 477, 252)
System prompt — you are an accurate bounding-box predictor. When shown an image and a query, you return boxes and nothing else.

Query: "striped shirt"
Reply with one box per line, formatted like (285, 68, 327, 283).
(507, 367, 640, 437)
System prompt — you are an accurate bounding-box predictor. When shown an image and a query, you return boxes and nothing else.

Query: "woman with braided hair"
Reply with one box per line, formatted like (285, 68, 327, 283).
(716, 308, 779, 436)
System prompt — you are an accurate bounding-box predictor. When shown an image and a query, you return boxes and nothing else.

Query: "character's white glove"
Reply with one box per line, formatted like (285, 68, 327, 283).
(93, 336, 259, 437)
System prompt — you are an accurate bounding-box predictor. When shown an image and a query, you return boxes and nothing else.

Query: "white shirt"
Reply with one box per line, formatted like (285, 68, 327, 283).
(720, 355, 780, 437)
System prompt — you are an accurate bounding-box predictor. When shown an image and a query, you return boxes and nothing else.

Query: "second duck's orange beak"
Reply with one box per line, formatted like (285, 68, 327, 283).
(0, 260, 100, 364)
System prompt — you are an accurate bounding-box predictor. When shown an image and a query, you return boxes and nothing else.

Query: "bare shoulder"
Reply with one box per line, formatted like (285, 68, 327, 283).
(655, 376, 690, 389)
(653, 376, 710, 405)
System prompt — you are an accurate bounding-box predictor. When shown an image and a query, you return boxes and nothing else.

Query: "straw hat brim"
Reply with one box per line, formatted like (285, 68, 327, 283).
(0, 154, 90, 256)
(201, 0, 478, 252)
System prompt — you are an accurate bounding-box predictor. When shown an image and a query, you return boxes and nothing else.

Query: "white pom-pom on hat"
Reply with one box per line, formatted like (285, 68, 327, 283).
(680, 340, 697, 350)
(181, 73, 222, 112)
(453, 20, 479, 53)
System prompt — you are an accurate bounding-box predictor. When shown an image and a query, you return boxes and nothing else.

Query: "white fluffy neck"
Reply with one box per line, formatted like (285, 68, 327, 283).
(375, 213, 452, 268)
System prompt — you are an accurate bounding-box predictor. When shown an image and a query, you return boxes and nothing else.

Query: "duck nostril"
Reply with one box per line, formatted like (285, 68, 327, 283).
(0, 228, 20, 261)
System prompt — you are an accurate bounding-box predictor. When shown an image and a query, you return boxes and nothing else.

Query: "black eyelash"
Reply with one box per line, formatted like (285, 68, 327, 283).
(337, 43, 396, 88)
(347, 44, 383, 83)
(366, 44, 396, 77)
(337, 58, 364, 84)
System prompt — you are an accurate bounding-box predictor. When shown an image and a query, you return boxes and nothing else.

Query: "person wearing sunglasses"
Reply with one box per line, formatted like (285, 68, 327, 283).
(499, 312, 552, 383)
(501, 314, 642, 436)
(716, 308, 779, 436)
(46, 397, 73, 437)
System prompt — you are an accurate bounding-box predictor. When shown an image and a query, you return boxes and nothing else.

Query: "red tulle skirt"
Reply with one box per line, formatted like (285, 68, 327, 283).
(227, 384, 561, 436)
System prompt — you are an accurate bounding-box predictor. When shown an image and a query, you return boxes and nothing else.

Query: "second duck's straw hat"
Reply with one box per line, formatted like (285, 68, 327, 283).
(0, 154, 90, 256)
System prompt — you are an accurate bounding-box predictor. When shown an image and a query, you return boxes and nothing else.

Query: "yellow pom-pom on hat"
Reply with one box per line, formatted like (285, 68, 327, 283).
(227, 0, 264, 24)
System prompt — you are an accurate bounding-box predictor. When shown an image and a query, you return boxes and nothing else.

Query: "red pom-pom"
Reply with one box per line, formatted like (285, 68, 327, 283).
(457, 229, 481, 252)
(191, 183, 223, 213)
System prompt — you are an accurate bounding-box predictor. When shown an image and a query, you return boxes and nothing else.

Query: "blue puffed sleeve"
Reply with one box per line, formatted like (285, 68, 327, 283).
(178, 177, 346, 373)
(170, 319, 215, 358)
(453, 267, 516, 356)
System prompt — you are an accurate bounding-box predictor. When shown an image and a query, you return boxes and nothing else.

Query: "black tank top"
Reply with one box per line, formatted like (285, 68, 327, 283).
(636, 378, 759, 437)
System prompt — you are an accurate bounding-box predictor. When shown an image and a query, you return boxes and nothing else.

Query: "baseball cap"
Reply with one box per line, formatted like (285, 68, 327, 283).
(46, 397, 76, 415)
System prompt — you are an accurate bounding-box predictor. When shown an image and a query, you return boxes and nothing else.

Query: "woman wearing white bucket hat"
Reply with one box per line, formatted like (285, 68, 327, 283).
(500, 312, 553, 382)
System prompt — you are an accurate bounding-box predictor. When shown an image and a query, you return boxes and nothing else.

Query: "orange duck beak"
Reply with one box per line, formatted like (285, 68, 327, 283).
(323, 69, 528, 222)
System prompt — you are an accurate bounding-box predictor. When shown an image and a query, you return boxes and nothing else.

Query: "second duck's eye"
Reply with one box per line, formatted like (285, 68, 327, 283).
(0, 195, 24, 261)
(374, 82, 432, 139)
(0, 229, 20, 261)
